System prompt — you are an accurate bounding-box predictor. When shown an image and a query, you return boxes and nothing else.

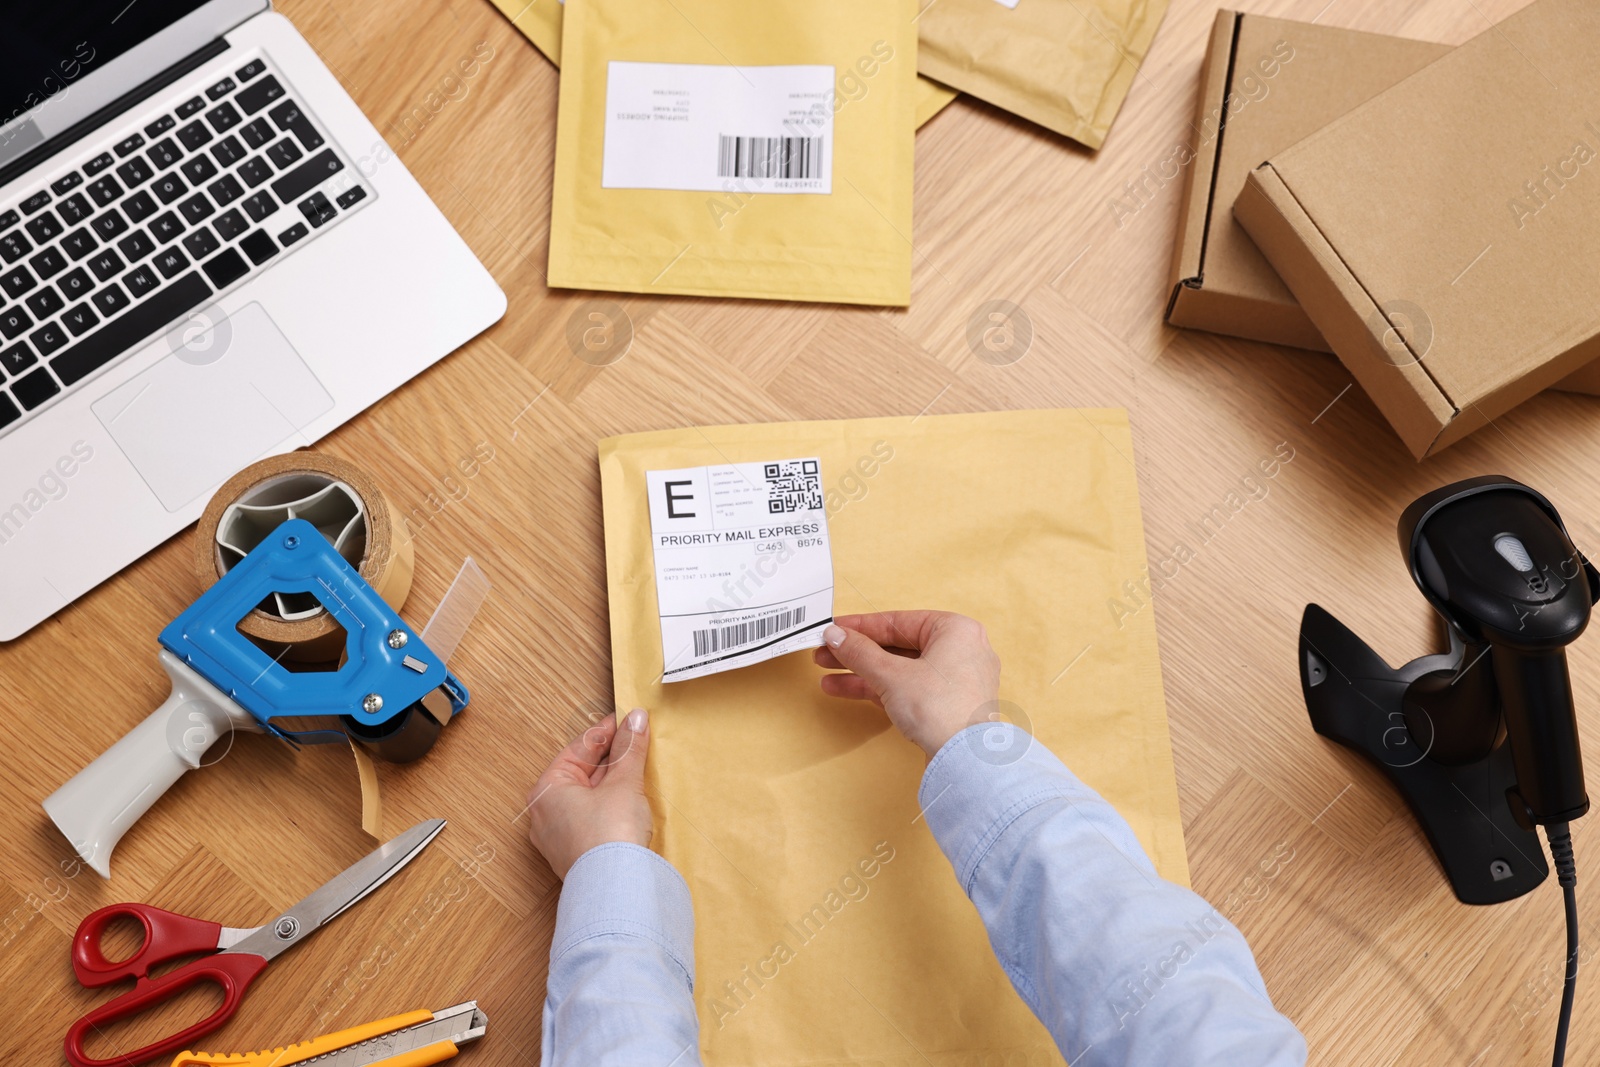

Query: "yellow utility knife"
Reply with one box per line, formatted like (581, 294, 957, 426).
(170, 1001, 487, 1067)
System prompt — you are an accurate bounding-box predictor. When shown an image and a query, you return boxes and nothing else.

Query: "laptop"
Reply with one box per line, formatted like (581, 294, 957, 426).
(0, 1, 506, 641)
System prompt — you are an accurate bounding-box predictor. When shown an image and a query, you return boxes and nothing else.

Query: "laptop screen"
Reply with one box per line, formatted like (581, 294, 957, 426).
(0, 1, 212, 132)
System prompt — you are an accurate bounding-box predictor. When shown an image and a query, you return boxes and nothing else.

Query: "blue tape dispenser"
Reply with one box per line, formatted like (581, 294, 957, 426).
(44, 518, 472, 878)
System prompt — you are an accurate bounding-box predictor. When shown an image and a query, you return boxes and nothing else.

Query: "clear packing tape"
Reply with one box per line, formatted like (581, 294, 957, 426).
(599, 410, 1190, 1064)
(350, 557, 490, 837)
(349, 739, 385, 838)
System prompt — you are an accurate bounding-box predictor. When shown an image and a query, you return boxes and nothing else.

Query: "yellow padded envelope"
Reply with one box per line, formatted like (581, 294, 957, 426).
(485, 0, 959, 125)
(549, 0, 918, 305)
(599, 410, 1189, 1064)
(918, 0, 1169, 149)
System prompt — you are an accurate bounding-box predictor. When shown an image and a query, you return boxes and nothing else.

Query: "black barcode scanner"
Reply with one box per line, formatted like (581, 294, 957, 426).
(1302, 476, 1593, 902)
(1302, 476, 1590, 1065)
(1403, 480, 1593, 827)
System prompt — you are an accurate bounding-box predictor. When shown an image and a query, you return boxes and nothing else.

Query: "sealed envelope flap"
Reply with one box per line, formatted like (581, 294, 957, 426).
(599, 410, 1188, 1064)
(1238, 0, 1600, 449)
(550, 0, 916, 305)
(489, 0, 563, 62)
(917, 0, 1168, 148)
(485, 0, 959, 125)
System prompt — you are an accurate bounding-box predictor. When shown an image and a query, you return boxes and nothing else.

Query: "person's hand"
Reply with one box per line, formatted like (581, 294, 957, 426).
(814, 611, 1001, 757)
(526, 708, 653, 879)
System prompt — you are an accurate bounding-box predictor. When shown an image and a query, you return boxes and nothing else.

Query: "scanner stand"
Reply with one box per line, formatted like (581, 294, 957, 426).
(1299, 603, 1547, 905)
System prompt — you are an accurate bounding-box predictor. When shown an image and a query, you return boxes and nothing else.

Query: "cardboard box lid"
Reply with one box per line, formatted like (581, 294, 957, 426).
(1235, 0, 1600, 456)
(1168, 12, 1449, 352)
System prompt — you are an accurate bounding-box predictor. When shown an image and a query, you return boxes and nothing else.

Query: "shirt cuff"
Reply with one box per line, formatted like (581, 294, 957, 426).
(919, 723, 1140, 894)
(551, 842, 696, 986)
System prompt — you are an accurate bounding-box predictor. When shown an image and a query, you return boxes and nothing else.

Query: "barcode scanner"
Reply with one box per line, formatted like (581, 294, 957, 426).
(1403, 480, 1593, 826)
(1300, 476, 1590, 1065)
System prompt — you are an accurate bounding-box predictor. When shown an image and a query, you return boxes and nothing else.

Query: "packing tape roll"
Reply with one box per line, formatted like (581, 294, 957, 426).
(193, 452, 415, 663)
(196, 451, 417, 838)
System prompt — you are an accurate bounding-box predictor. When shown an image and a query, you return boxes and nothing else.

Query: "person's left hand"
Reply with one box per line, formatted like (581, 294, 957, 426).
(526, 708, 653, 880)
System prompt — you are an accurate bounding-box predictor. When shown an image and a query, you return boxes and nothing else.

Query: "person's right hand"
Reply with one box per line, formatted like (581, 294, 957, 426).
(525, 709, 654, 880)
(814, 610, 1001, 757)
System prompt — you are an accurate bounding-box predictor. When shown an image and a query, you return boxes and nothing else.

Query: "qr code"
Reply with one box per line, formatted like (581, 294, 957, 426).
(764, 459, 822, 513)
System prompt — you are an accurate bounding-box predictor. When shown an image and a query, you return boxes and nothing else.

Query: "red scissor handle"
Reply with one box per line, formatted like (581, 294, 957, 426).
(63, 951, 269, 1067)
(73, 904, 225, 987)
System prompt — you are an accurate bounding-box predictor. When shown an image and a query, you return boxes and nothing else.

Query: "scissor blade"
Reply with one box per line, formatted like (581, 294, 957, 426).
(224, 818, 445, 962)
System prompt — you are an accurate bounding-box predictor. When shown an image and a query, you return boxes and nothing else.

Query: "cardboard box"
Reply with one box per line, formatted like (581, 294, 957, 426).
(1235, 0, 1600, 457)
(1167, 12, 1448, 352)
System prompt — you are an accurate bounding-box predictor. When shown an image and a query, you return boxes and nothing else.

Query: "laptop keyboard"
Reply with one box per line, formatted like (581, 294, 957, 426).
(0, 54, 370, 436)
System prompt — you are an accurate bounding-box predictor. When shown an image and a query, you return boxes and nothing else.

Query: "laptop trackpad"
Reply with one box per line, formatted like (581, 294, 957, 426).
(92, 302, 335, 512)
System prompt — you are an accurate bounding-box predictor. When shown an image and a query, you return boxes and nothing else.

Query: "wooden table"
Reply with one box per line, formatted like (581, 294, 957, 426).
(2, 0, 1590, 1063)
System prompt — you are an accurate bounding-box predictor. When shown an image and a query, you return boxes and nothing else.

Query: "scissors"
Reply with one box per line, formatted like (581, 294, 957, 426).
(65, 819, 446, 1067)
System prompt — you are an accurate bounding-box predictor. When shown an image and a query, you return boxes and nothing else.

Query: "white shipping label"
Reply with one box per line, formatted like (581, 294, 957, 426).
(647, 458, 834, 682)
(602, 61, 834, 194)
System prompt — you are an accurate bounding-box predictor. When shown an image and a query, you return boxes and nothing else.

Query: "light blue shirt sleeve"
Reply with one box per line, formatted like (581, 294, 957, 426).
(541, 842, 703, 1067)
(542, 727, 1306, 1067)
(920, 723, 1308, 1066)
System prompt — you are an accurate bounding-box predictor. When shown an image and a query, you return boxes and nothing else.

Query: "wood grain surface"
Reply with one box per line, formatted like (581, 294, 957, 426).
(2, 0, 1591, 1063)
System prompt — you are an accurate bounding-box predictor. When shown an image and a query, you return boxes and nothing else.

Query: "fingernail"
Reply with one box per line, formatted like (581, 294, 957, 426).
(626, 707, 648, 734)
(824, 624, 846, 648)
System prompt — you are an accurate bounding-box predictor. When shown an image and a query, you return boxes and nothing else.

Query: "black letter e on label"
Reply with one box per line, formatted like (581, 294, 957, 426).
(665, 480, 696, 519)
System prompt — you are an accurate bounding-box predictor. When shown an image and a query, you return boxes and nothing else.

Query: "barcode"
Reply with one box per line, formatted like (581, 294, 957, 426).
(717, 135, 824, 180)
(765, 459, 821, 514)
(693, 607, 806, 657)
